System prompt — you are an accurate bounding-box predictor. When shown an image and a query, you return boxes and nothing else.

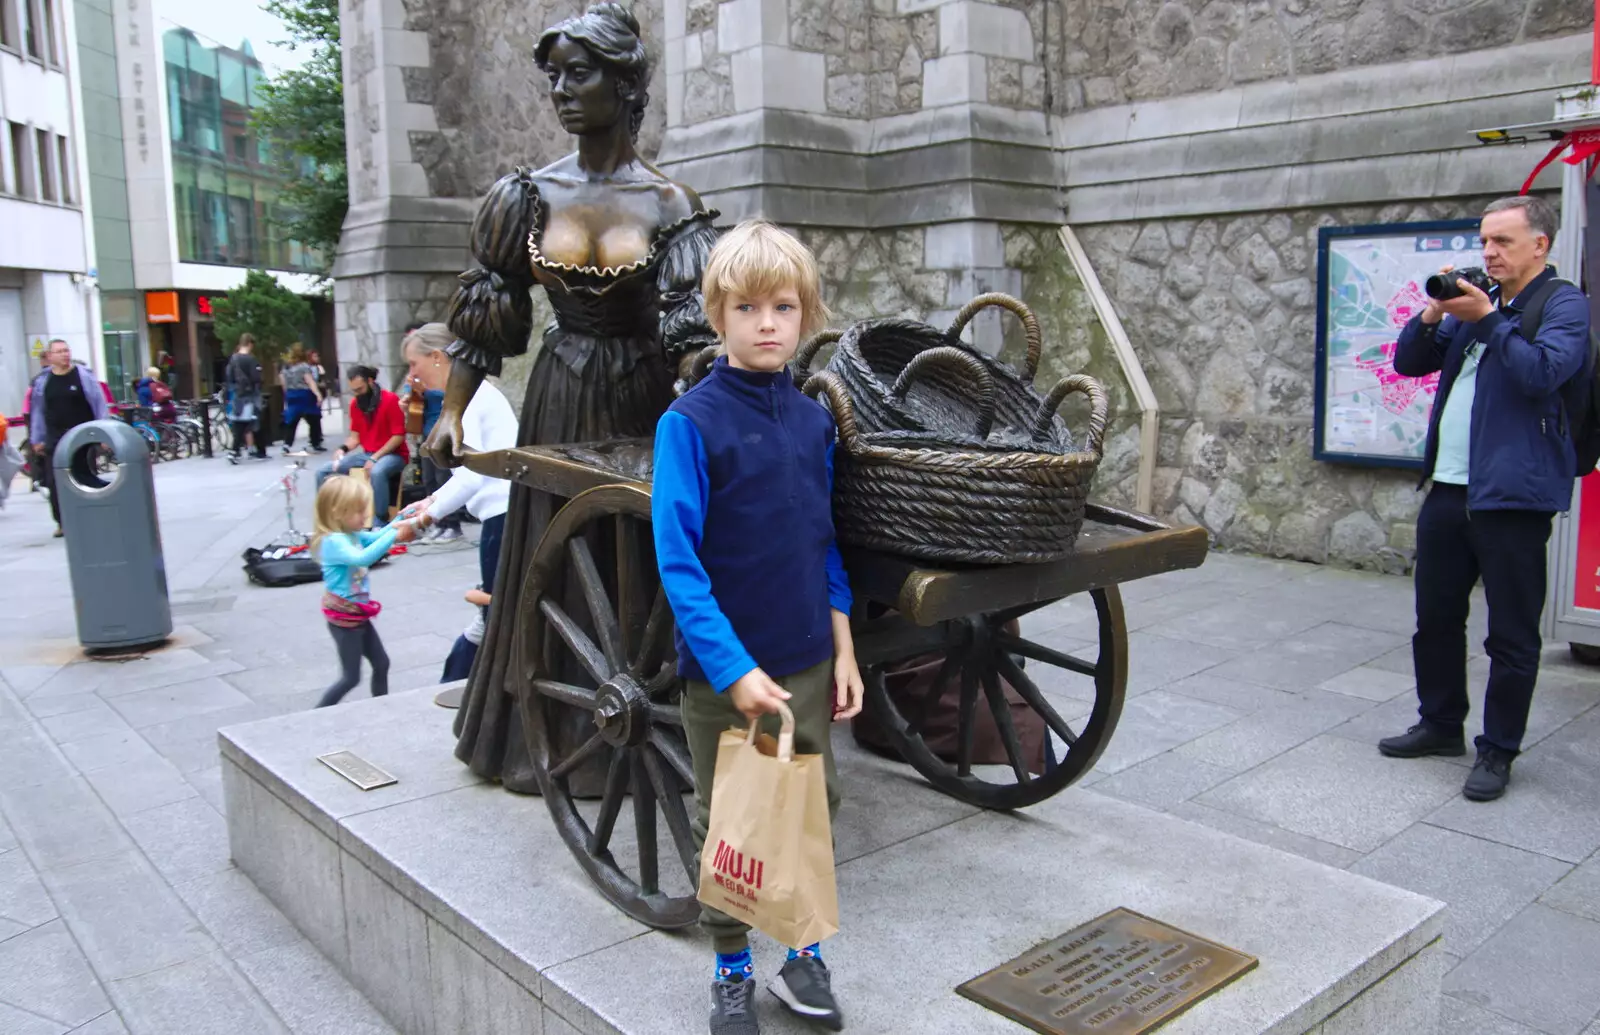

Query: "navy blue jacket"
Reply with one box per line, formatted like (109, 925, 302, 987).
(652, 358, 852, 690)
(1394, 267, 1592, 512)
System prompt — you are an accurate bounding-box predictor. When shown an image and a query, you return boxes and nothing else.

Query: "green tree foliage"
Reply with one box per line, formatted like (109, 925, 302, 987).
(251, 0, 345, 272)
(212, 270, 314, 363)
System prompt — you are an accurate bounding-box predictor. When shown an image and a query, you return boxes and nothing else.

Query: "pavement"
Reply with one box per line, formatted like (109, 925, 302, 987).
(0, 442, 1596, 1034)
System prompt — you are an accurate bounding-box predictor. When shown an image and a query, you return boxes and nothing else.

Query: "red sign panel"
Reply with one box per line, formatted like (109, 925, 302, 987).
(197, 295, 214, 316)
(1573, 473, 1600, 611)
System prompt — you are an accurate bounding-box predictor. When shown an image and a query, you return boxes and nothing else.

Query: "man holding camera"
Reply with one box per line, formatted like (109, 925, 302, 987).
(1380, 195, 1592, 801)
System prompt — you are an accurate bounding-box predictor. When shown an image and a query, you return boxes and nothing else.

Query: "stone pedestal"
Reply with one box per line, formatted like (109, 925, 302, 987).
(221, 689, 1444, 1035)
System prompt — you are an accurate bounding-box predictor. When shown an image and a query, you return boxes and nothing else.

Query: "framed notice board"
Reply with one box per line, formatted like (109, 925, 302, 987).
(1313, 219, 1481, 468)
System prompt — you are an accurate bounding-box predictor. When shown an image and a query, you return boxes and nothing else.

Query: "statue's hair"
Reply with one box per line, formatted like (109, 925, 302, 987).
(535, 3, 651, 141)
(702, 221, 830, 340)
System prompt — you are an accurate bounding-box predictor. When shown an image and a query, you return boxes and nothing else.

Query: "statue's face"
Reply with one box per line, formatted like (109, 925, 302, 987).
(545, 35, 627, 135)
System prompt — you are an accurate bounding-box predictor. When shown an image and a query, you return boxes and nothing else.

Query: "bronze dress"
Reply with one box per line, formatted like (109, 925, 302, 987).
(446, 168, 718, 792)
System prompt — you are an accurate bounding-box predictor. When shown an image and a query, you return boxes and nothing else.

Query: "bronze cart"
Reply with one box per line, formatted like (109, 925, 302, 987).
(463, 440, 1208, 929)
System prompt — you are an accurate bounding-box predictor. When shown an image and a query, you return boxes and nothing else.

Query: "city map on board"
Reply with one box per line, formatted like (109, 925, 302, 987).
(1316, 222, 1482, 466)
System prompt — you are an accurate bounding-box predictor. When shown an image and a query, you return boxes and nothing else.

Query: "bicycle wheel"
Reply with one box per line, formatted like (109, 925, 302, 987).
(157, 425, 186, 462)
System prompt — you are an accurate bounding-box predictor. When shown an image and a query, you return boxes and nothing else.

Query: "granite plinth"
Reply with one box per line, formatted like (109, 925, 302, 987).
(219, 689, 1445, 1035)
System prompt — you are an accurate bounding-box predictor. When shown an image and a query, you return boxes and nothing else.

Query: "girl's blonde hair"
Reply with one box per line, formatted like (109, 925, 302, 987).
(402, 322, 453, 359)
(144, 366, 161, 379)
(311, 476, 373, 558)
(701, 221, 830, 339)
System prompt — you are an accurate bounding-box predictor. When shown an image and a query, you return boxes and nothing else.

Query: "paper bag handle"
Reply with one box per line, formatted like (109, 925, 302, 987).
(745, 701, 796, 762)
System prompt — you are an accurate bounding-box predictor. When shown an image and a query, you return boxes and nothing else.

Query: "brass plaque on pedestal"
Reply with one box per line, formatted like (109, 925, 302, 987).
(957, 908, 1257, 1035)
(317, 751, 397, 791)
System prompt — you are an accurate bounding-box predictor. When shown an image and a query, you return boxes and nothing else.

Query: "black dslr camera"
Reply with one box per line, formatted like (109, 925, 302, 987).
(1424, 267, 1495, 300)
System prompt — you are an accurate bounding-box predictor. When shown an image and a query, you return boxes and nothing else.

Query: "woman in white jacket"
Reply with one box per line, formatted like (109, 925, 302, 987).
(400, 324, 517, 598)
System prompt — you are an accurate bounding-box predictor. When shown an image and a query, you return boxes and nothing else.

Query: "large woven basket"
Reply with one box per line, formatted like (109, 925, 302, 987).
(805, 350, 1108, 565)
(793, 293, 1074, 453)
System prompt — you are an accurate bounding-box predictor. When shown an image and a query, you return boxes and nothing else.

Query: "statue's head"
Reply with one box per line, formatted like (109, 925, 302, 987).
(535, 3, 651, 142)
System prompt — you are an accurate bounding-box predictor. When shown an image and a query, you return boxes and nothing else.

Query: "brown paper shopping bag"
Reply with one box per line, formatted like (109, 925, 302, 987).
(697, 702, 839, 949)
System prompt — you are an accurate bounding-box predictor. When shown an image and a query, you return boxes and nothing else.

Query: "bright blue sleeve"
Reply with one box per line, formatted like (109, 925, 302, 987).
(651, 411, 757, 692)
(824, 441, 852, 615)
(323, 527, 398, 569)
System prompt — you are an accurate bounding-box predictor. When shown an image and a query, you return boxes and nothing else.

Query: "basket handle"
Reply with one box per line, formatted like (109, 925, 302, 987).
(803, 372, 863, 450)
(946, 293, 1042, 381)
(889, 346, 997, 440)
(793, 329, 841, 389)
(1034, 374, 1107, 457)
(686, 343, 722, 387)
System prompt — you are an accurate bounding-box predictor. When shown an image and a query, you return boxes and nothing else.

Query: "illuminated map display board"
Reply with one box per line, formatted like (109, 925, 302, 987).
(1313, 220, 1482, 468)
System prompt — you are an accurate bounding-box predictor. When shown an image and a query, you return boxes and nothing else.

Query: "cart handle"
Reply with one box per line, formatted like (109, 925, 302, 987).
(1034, 374, 1108, 457)
(746, 700, 796, 762)
(889, 346, 997, 441)
(792, 329, 842, 390)
(946, 293, 1042, 382)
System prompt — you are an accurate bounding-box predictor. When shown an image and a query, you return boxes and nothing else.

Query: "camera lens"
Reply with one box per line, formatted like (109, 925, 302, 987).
(1424, 274, 1459, 300)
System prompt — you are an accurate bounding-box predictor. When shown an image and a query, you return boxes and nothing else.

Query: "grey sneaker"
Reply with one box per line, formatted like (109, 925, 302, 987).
(433, 527, 464, 543)
(710, 977, 759, 1035)
(769, 956, 842, 1030)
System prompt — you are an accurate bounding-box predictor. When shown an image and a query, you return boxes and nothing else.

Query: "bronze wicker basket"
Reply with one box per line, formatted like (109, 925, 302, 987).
(805, 348, 1108, 565)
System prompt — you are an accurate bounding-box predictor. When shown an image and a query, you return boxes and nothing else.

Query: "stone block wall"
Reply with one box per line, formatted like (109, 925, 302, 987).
(1054, 0, 1592, 112)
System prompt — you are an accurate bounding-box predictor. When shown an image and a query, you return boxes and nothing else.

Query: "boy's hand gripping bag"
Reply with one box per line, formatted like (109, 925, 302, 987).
(697, 702, 839, 949)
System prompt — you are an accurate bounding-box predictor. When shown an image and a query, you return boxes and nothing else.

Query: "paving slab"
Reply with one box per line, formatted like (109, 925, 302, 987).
(1077, 630, 1239, 696)
(39, 704, 134, 746)
(1161, 671, 1300, 714)
(172, 868, 304, 961)
(1084, 689, 1242, 774)
(105, 676, 256, 730)
(108, 949, 289, 1035)
(1351, 824, 1572, 957)
(1427, 709, 1600, 863)
(232, 940, 399, 1035)
(58, 731, 162, 775)
(0, 1002, 69, 1035)
(69, 1008, 130, 1034)
(1174, 691, 1375, 774)
(1318, 665, 1417, 703)
(121, 797, 232, 887)
(1437, 993, 1546, 1034)
(0, 845, 60, 929)
(1088, 749, 1234, 810)
(0, 920, 114, 1028)
(1538, 851, 1600, 924)
(82, 756, 199, 817)
(1443, 903, 1600, 1035)
(1196, 734, 1464, 853)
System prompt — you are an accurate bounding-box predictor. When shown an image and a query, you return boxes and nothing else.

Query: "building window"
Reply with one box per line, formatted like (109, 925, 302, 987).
(35, 127, 54, 201)
(21, 0, 37, 59)
(55, 134, 72, 204)
(7, 122, 30, 198)
(1, 0, 16, 52)
(40, 0, 55, 64)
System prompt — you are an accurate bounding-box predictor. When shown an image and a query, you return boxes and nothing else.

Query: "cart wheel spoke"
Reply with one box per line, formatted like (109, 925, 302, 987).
(642, 748, 698, 879)
(994, 632, 1097, 679)
(539, 599, 610, 684)
(532, 679, 599, 710)
(981, 671, 1032, 785)
(955, 663, 980, 777)
(651, 729, 695, 786)
(987, 600, 1055, 629)
(632, 754, 659, 894)
(649, 703, 683, 726)
(633, 588, 673, 678)
(568, 538, 625, 672)
(587, 748, 630, 856)
(550, 729, 607, 781)
(996, 653, 1078, 746)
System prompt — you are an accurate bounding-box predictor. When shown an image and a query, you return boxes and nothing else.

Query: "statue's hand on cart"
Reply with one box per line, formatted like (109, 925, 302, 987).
(425, 356, 486, 468)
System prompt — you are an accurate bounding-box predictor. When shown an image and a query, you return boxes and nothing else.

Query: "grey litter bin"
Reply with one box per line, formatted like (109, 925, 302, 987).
(53, 420, 173, 650)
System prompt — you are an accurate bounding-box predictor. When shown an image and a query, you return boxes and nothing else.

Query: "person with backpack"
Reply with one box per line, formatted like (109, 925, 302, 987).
(136, 366, 176, 423)
(1380, 194, 1593, 802)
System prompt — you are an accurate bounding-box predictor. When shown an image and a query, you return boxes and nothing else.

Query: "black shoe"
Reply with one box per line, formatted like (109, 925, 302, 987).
(1464, 745, 1514, 801)
(769, 956, 842, 1031)
(710, 977, 760, 1035)
(1378, 723, 1466, 758)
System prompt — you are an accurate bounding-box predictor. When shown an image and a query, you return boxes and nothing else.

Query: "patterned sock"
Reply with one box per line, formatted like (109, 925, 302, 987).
(715, 948, 753, 983)
(786, 943, 821, 962)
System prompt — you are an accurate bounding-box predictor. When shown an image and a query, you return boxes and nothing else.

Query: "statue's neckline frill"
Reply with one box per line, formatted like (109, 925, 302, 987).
(521, 175, 719, 282)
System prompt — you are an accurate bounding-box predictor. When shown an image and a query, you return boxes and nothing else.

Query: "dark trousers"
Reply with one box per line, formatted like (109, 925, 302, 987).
(441, 635, 477, 682)
(479, 513, 505, 593)
(282, 410, 323, 450)
(1412, 484, 1553, 753)
(41, 444, 60, 526)
(421, 458, 461, 531)
(317, 621, 390, 707)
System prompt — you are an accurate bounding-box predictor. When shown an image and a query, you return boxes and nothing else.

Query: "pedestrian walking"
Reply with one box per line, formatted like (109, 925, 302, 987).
(1380, 195, 1594, 802)
(278, 344, 326, 453)
(311, 475, 415, 708)
(27, 340, 109, 537)
(224, 334, 268, 463)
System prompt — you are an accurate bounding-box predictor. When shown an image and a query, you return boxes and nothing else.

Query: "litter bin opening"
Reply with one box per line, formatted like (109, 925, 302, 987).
(66, 441, 122, 491)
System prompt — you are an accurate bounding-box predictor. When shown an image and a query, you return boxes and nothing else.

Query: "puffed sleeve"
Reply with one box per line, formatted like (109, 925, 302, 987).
(657, 213, 721, 362)
(445, 169, 541, 376)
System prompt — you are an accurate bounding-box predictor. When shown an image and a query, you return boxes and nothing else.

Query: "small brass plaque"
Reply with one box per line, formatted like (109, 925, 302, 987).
(317, 751, 397, 791)
(957, 908, 1257, 1035)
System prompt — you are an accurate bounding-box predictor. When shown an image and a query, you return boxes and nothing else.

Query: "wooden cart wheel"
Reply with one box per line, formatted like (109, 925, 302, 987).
(865, 586, 1127, 810)
(515, 484, 700, 929)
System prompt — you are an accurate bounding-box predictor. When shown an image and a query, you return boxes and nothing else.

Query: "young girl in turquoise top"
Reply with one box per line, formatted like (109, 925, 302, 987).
(312, 476, 415, 707)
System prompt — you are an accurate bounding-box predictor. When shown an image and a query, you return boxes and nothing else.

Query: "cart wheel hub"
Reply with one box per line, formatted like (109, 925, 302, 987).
(593, 674, 649, 747)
